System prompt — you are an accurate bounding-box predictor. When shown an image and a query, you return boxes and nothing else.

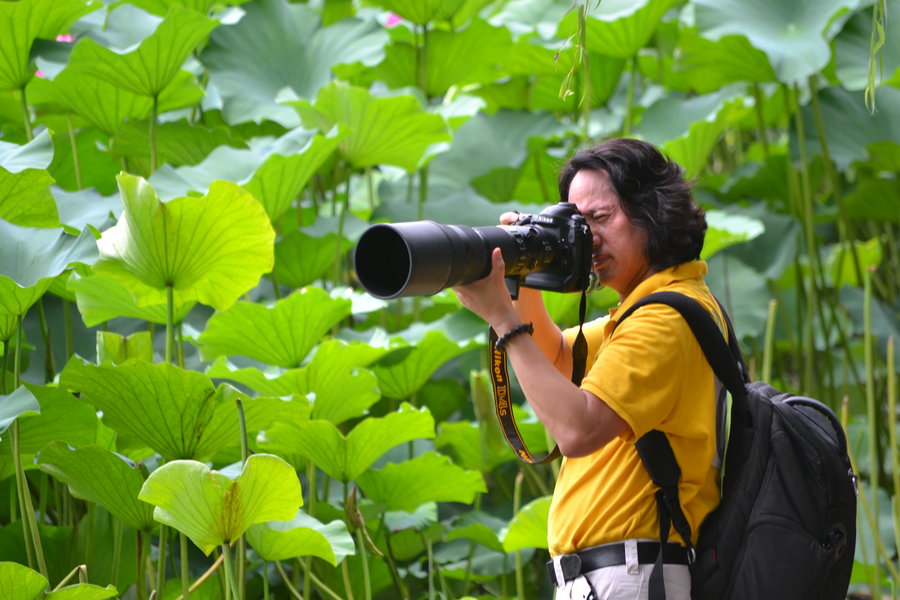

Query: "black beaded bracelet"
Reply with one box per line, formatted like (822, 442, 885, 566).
(494, 322, 534, 352)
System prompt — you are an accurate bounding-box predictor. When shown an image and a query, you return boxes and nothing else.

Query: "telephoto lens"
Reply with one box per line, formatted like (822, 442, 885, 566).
(353, 202, 592, 299)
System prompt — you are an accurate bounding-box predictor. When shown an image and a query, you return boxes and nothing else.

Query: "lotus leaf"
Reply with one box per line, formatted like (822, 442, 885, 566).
(94, 173, 275, 311)
(138, 453, 302, 555)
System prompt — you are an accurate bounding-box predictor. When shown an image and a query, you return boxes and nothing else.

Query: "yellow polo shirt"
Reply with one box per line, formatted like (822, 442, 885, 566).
(550, 261, 723, 556)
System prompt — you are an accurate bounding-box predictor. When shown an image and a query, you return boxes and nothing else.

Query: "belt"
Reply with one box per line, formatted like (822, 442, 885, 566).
(546, 541, 690, 587)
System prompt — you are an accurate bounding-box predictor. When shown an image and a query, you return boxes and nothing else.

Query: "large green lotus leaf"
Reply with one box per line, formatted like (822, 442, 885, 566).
(643, 30, 776, 94)
(0, 384, 96, 455)
(636, 91, 751, 177)
(239, 129, 343, 222)
(38, 442, 155, 531)
(206, 339, 383, 425)
(557, 0, 678, 59)
(201, 0, 387, 126)
(198, 287, 351, 368)
(138, 454, 302, 555)
(701, 210, 765, 260)
(67, 272, 195, 327)
(266, 404, 434, 482)
(0, 386, 40, 436)
(110, 118, 249, 172)
(0, 222, 97, 316)
(148, 127, 341, 216)
(66, 6, 216, 98)
(289, 82, 450, 171)
(373, 19, 512, 97)
(28, 68, 204, 137)
(500, 495, 550, 552)
(246, 510, 354, 565)
(59, 358, 223, 461)
(798, 86, 900, 171)
(370, 330, 472, 399)
(0, 0, 100, 91)
(0, 561, 47, 600)
(356, 451, 485, 512)
(273, 230, 352, 289)
(693, 0, 858, 84)
(94, 174, 275, 311)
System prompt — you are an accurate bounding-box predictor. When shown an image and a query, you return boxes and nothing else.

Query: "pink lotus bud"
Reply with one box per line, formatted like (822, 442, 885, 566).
(385, 13, 402, 27)
(35, 69, 45, 78)
(56, 33, 74, 42)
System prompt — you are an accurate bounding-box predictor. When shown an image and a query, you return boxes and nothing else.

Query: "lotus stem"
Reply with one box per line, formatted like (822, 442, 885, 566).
(12, 314, 48, 577)
(295, 558, 348, 600)
(112, 518, 123, 586)
(181, 532, 190, 600)
(166, 285, 175, 364)
(623, 58, 636, 136)
(20, 86, 33, 141)
(36, 299, 54, 383)
(751, 83, 769, 157)
(136, 530, 147, 600)
(221, 542, 240, 600)
(864, 267, 882, 599)
(887, 337, 899, 566)
(156, 524, 169, 596)
(578, 3, 591, 141)
(357, 528, 372, 600)
(514, 469, 525, 600)
(175, 551, 224, 600)
(150, 94, 159, 173)
(762, 299, 777, 382)
(52, 564, 88, 590)
(341, 559, 355, 600)
(236, 400, 248, 598)
(67, 114, 83, 190)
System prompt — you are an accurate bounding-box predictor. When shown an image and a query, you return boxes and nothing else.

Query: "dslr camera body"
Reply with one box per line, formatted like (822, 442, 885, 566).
(353, 202, 593, 299)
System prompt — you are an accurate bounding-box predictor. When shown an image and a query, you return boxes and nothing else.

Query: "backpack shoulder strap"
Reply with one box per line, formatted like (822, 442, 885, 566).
(615, 291, 748, 401)
(613, 291, 747, 599)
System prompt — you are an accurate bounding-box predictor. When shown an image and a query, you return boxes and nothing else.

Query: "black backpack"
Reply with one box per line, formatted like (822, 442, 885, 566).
(615, 291, 858, 600)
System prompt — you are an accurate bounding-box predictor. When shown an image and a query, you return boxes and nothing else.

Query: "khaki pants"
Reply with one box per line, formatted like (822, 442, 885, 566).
(552, 539, 691, 600)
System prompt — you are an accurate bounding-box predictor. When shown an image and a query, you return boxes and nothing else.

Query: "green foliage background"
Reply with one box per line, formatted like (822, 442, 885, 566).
(0, 0, 898, 598)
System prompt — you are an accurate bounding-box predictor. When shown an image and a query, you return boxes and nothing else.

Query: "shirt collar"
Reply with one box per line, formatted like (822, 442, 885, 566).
(608, 261, 709, 322)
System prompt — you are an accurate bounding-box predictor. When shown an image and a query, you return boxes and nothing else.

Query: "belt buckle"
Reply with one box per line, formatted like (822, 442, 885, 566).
(550, 553, 582, 587)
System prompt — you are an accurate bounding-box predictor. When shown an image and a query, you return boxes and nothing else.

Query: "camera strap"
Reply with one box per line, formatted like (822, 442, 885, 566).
(489, 289, 589, 465)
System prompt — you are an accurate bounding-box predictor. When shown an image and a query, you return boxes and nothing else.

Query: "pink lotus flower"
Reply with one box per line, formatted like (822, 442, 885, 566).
(56, 33, 74, 42)
(385, 13, 402, 27)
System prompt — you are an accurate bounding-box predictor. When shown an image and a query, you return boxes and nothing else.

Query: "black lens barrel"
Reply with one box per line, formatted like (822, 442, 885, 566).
(353, 221, 551, 299)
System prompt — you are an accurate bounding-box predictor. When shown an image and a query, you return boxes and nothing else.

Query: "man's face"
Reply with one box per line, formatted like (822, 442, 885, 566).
(568, 169, 653, 298)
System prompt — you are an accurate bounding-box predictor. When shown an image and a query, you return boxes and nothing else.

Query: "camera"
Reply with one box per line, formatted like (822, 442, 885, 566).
(353, 202, 593, 299)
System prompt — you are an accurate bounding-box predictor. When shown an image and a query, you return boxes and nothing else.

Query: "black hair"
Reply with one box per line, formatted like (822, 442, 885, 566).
(558, 138, 707, 271)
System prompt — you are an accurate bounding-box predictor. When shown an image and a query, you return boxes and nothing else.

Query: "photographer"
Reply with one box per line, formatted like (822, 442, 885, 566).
(453, 138, 723, 600)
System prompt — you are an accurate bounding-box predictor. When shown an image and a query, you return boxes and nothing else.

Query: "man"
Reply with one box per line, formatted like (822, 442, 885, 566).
(453, 138, 724, 599)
